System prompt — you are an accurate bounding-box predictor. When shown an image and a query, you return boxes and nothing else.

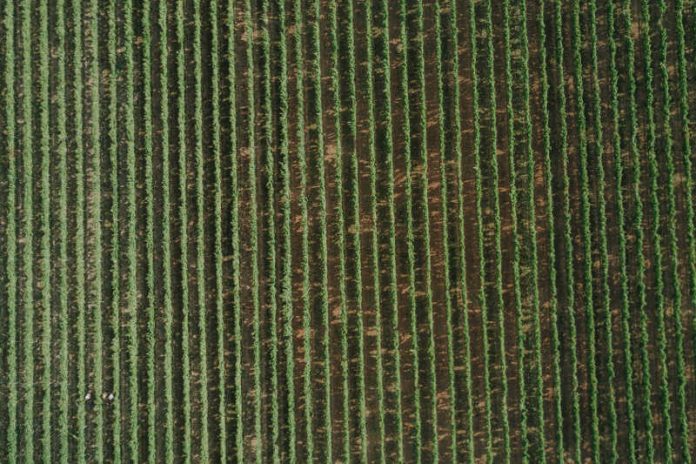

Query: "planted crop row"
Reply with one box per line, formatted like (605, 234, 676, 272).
(1, 1, 694, 462)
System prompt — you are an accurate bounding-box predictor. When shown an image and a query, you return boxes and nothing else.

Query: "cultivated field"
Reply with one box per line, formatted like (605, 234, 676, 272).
(1, 0, 696, 462)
